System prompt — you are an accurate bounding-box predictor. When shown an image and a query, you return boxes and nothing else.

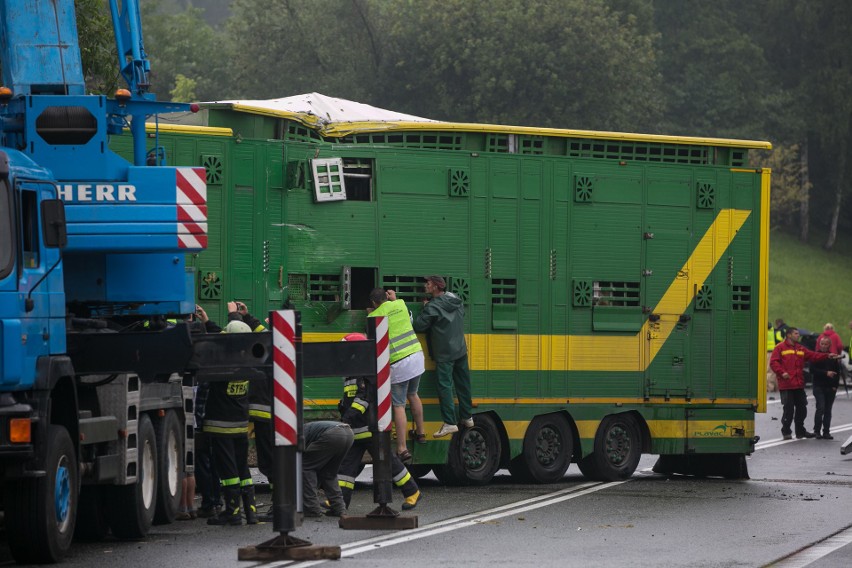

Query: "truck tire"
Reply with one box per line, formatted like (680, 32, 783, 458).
(579, 414, 642, 481)
(433, 414, 501, 486)
(5, 425, 79, 563)
(508, 414, 573, 484)
(108, 413, 158, 539)
(153, 410, 184, 524)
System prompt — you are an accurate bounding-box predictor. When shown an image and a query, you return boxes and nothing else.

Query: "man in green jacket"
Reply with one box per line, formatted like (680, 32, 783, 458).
(413, 276, 474, 438)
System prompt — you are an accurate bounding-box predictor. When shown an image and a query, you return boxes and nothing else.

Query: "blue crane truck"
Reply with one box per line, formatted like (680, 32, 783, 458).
(0, 1, 262, 562)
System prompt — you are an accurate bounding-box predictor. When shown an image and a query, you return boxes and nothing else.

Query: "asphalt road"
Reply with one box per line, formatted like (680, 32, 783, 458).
(2, 391, 851, 568)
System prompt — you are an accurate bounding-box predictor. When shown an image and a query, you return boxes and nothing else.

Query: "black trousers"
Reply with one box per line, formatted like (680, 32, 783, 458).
(813, 385, 837, 435)
(337, 437, 418, 508)
(780, 388, 808, 436)
(195, 431, 220, 508)
(211, 434, 250, 488)
(252, 420, 274, 482)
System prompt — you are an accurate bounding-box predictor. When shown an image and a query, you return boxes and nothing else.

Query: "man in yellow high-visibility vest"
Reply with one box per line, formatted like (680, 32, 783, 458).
(368, 288, 426, 461)
(766, 322, 778, 392)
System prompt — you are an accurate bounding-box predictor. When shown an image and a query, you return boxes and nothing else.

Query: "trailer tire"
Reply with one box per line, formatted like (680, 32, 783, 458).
(76, 486, 110, 541)
(509, 414, 573, 484)
(109, 414, 158, 539)
(580, 414, 642, 481)
(153, 410, 184, 524)
(5, 425, 78, 563)
(434, 415, 501, 486)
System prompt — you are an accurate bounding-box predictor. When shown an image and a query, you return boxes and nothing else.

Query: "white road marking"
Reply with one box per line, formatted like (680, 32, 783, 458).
(770, 525, 852, 568)
(259, 417, 852, 567)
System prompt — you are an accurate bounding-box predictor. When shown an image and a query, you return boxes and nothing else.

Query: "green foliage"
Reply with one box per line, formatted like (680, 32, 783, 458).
(141, 1, 222, 101)
(754, 144, 811, 230)
(224, 0, 382, 101)
(769, 230, 852, 336)
(170, 74, 197, 102)
(76, 0, 118, 94)
(379, 0, 663, 129)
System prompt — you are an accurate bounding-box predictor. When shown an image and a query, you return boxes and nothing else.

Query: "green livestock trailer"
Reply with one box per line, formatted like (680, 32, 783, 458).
(114, 93, 772, 483)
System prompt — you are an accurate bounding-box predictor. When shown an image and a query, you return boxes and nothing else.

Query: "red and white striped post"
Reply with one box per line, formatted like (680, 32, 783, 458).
(366, 316, 395, 507)
(272, 310, 298, 447)
(270, 310, 302, 532)
(374, 316, 392, 433)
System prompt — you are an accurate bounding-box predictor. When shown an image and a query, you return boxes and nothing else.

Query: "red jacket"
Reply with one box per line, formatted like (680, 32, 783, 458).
(769, 339, 830, 390)
(817, 330, 844, 354)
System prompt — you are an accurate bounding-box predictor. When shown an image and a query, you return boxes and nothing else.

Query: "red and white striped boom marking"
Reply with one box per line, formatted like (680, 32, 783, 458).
(272, 310, 298, 446)
(374, 316, 392, 432)
(176, 167, 208, 249)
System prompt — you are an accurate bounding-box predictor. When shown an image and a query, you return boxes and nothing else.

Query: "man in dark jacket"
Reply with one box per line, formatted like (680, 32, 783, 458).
(769, 327, 838, 440)
(413, 276, 474, 438)
(811, 336, 841, 439)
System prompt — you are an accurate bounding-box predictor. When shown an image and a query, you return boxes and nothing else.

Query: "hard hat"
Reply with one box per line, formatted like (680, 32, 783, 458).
(224, 320, 252, 334)
(342, 332, 367, 342)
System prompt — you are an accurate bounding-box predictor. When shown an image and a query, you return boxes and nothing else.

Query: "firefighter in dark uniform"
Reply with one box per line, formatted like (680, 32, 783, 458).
(230, 303, 273, 483)
(203, 320, 259, 525)
(336, 333, 422, 510)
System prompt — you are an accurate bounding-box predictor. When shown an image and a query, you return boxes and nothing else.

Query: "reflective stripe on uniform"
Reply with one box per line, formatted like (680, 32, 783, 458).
(249, 404, 272, 420)
(240, 478, 254, 487)
(221, 477, 240, 487)
(351, 399, 368, 414)
(352, 426, 371, 439)
(338, 475, 356, 489)
(393, 469, 412, 487)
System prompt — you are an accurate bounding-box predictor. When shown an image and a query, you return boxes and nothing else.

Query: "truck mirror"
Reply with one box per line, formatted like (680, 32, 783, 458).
(41, 199, 67, 248)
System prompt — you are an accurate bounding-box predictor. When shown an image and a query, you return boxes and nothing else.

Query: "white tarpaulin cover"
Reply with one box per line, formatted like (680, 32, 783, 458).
(205, 92, 435, 126)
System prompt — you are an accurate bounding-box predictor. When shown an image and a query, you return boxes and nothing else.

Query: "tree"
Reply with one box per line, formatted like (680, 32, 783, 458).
(378, 0, 662, 130)
(761, 1, 852, 248)
(224, 0, 383, 101)
(652, 0, 777, 140)
(76, 0, 118, 95)
(141, 1, 223, 101)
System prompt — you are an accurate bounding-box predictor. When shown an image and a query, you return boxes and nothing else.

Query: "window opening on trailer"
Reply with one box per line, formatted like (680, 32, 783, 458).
(342, 158, 373, 201)
(310, 157, 374, 202)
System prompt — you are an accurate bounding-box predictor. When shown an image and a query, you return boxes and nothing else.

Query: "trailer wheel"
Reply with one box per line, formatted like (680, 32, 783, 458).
(5, 425, 78, 563)
(509, 414, 573, 484)
(434, 415, 501, 486)
(76, 486, 110, 541)
(153, 410, 184, 524)
(109, 413, 158, 539)
(580, 414, 642, 481)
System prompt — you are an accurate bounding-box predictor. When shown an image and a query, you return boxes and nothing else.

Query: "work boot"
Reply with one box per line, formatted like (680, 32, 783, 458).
(823, 432, 834, 440)
(241, 485, 258, 525)
(460, 417, 474, 428)
(257, 504, 274, 523)
(401, 490, 422, 510)
(207, 487, 242, 526)
(796, 430, 815, 439)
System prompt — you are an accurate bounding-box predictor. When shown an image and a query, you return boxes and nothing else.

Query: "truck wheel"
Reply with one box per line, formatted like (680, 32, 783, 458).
(5, 425, 78, 563)
(76, 486, 109, 541)
(153, 410, 184, 524)
(109, 413, 158, 539)
(581, 414, 642, 481)
(509, 414, 573, 484)
(434, 415, 501, 486)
